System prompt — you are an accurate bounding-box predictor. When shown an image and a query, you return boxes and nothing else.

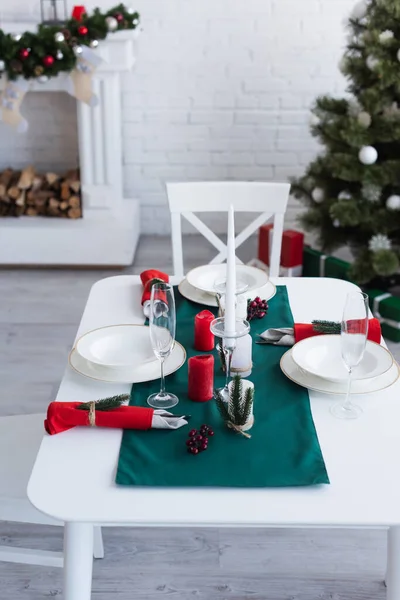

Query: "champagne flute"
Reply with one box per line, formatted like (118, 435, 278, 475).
(147, 282, 179, 409)
(330, 291, 369, 420)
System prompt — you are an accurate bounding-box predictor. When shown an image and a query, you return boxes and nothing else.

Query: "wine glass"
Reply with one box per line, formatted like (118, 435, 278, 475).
(330, 291, 369, 420)
(147, 282, 179, 409)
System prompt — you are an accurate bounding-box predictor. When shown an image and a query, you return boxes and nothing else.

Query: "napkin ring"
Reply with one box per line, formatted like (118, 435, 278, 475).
(89, 401, 96, 427)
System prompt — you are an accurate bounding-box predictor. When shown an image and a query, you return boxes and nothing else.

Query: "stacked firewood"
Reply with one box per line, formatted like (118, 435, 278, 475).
(0, 166, 82, 218)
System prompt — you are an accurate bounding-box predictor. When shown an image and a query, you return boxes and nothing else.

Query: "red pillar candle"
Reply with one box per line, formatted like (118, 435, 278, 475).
(72, 5, 87, 20)
(188, 355, 214, 402)
(194, 310, 215, 351)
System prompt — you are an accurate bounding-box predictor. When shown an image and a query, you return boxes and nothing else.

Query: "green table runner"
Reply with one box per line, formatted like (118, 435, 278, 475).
(116, 286, 329, 487)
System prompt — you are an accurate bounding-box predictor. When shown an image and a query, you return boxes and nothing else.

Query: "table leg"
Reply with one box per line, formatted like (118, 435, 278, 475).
(93, 526, 105, 559)
(64, 522, 94, 600)
(386, 527, 400, 599)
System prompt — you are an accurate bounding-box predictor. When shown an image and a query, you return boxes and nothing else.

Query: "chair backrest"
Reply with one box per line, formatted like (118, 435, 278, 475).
(166, 181, 290, 278)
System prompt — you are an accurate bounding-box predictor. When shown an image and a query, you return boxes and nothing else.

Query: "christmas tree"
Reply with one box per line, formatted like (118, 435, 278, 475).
(292, 0, 400, 286)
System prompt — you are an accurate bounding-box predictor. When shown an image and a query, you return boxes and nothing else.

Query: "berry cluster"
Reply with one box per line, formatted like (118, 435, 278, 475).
(186, 424, 214, 455)
(247, 296, 268, 321)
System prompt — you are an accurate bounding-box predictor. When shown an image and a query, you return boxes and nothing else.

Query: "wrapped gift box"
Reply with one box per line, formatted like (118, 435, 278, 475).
(367, 289, 400, 343)
(302, 246, 352, 280)
(258, 225, 304, 276)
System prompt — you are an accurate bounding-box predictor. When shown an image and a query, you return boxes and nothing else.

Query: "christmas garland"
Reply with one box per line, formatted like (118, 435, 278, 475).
(0, 3, 140, 82)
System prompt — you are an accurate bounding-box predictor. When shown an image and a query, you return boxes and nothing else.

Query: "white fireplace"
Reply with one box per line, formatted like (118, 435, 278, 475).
(0, 26, 140, 266)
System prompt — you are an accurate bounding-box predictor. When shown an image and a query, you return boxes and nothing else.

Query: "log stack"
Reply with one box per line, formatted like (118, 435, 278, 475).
(0, 166, 82, 218)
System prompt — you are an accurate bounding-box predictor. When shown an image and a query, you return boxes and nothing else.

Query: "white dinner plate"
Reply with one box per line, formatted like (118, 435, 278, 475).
(186, 264, 269, 295)
(76, 324, 156, 369)
(291, 335, 393, 382)
(69, 341, 186, 384)
(178, 278, 277, 307)
(280, 348, 399, 395)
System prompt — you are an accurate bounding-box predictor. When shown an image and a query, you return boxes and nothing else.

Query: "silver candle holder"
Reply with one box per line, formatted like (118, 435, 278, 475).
(210, 316, 250, 402)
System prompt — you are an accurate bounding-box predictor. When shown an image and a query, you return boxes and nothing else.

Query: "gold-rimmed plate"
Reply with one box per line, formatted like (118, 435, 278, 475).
(280, 348, 399, 395)
(69, 341, 186, 384)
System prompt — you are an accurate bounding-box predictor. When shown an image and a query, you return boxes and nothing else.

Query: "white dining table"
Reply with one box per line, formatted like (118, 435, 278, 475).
(28, 275, 400, 600)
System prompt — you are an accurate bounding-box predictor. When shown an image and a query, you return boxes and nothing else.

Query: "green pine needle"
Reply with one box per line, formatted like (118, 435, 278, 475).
(215, 391, 230, 422)
(312, 319, 341, 334)
(77, 394, 129, 412)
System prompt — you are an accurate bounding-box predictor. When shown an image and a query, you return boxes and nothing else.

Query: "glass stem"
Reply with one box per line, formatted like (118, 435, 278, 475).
(343, 367, 352, 410)
(159, 358, 166, 395)
(223, 346, 233, 391)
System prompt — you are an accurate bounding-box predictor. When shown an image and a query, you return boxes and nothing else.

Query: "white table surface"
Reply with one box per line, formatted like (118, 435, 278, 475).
(28, 276, 400, 528)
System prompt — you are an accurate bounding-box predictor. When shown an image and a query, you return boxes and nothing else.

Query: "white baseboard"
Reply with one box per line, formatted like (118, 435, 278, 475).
(0, 199, 140, 267)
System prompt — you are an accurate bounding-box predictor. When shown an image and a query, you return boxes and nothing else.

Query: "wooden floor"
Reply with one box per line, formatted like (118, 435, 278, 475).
(0, 235, 393, 599)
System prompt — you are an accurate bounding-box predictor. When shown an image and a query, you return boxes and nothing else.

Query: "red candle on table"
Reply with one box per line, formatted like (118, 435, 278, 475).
(194, 310, 215, 351)
(188, 355, 214, 402)
(72, 5, 87, 20)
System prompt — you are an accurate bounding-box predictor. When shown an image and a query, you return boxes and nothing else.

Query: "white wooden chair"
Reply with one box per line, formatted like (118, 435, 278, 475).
(166, 181, 290, 278)
(0, 413, 104, 567)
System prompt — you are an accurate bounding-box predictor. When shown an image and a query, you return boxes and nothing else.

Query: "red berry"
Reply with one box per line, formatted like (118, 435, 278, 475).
(19, 48, 30, 59)
(255, 296, 261, 302)
(201, 424, 209, 430)
(189, 429, 197, 437)
(250, 301, 257, 308)
(208, 429, 214, 436)
(190, 447, 199, 455)
(196, 435, 203, 442)
(78, 25, 88, 35)
(43, 55, 54, 67)
(258, 311, 266, 318)
(200, 444, 208, 451)
(186, 439, 192, 446)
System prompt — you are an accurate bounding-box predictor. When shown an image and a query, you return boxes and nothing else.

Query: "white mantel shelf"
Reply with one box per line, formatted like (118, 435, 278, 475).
(0, 26, 140, 267)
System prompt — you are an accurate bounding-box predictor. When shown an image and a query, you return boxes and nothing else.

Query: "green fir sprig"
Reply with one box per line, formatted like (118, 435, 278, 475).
(77, 394, 129, 411)
(215, 375, 254, 428)
(312, 320, 341, 334)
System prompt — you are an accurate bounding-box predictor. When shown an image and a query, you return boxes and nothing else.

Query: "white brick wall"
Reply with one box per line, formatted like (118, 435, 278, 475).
(0, 0, 354, 234)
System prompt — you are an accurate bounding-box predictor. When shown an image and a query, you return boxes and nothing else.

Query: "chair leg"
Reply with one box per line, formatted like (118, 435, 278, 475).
(93, 526, 104, 559)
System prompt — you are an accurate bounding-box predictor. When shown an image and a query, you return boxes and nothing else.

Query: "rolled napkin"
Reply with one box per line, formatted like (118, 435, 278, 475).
(140, 269, 169, 317)
(258, 318, 382, 346)
(45, 399, 189, 435)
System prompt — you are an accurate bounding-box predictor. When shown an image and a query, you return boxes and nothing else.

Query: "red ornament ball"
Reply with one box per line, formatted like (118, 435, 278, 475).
(114, 12, 124, 22)
(78, 25, 88, 36)
(19, 48, 30, 60)
(43, 55, 54, 67)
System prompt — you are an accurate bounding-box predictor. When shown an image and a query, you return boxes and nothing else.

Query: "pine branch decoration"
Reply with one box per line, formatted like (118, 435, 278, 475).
(0, 4, 140, 82)
(77, 394, 129, 411)
(215, 375, 254, 437)
(215, 392, 230, 423)
(241, 387, 254, 427)
(312, 320, 341, 334)
(230, 375, 243, 424)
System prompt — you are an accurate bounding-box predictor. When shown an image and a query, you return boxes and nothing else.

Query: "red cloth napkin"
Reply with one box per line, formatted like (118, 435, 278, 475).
(294, 318, 381, 344)
(45, 402, 154, 435)
(140, 269, 169, 305)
